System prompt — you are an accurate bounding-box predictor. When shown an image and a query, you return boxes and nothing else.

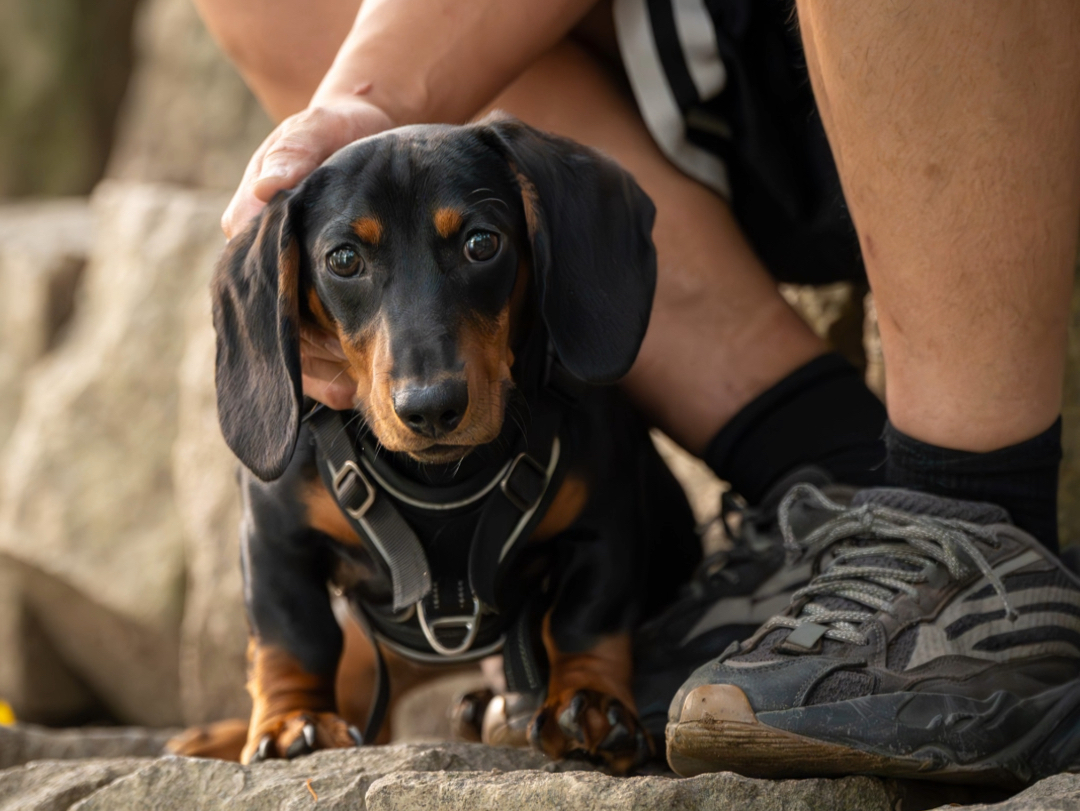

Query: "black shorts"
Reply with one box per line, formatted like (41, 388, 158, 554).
(614, 0, 864, 285)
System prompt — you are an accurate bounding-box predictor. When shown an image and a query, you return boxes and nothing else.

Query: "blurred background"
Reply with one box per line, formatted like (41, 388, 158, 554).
(0, 0, 1077, 734)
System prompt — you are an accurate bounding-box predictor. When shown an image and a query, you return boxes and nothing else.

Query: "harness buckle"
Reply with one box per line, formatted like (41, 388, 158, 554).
(500, 453, 547, 513)
(330, 460, 376, 520)
(417, 596, 483, 657)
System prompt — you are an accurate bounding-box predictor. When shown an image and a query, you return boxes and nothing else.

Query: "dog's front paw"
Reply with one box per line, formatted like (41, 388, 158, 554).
(528, 689, 652, 774)
(242, 711, 363, 763)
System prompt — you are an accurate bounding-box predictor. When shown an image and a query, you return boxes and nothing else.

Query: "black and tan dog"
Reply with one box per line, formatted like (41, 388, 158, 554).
(171, 116, 699, 772)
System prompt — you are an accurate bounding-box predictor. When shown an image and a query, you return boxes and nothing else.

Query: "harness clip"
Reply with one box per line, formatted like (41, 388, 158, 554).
(331, 460, 376, 520)
(418, 596, 483, 657)
(500, 453, 547, 513)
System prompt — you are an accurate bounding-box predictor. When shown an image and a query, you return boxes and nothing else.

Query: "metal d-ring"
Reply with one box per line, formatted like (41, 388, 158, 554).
(417, 596, 482, 657)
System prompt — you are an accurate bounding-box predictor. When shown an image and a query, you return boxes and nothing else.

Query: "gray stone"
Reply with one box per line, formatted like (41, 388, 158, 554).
(938, 773, 1080, 811)
(365, 770, 894, 811)
(0, 733, 1077, 811)
(0, 724, 175, 771)
(0, 759, 146, 811)
(0, 744, 551, 811)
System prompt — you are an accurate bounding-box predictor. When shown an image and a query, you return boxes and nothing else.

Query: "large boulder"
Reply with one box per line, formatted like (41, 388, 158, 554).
(106, 0, 271, 191)
(0, 182, 231, 727)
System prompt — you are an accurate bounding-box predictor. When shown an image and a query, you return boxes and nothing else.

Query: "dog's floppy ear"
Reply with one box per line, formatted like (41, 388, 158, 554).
(211, 191, 303, 481)
(476, 115, 657, 384)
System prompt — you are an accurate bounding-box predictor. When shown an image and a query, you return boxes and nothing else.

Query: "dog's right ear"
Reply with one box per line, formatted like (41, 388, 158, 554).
(211, 191, 303, 481)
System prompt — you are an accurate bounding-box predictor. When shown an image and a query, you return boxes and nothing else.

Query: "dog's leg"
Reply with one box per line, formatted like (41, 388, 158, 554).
(529, 614, 651, 774)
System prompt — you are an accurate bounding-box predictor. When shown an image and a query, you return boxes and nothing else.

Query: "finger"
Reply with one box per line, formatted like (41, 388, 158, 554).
(249, 108, 349, 203)
(302, 370, 357, 411)
(222, 128, 281, 239)
(300, 325, 348, 361)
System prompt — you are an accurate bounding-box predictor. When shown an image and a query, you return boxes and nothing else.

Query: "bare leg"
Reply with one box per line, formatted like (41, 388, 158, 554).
(489, 41, 824, 453)
(193, 0, 357, 120)
(796, 0, 1080, 452)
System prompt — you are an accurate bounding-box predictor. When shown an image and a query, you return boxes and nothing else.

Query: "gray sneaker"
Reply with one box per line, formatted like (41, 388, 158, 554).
(666, 484, 1080, 787)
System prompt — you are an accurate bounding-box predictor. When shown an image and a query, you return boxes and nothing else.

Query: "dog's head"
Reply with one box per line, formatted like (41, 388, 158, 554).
(212, 116, 656, 481)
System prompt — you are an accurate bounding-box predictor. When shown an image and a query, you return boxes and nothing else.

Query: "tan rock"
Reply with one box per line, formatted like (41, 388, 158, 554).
(107, 0, 271, 192)
(0, 199, 94, 449)
(0, 182, 230, 726)
(171, 229, 249, 725)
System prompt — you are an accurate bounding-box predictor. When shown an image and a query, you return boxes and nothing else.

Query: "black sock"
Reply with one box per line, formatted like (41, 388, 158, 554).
(884, 419, 1062, 552)
(703, 353, 887, 503)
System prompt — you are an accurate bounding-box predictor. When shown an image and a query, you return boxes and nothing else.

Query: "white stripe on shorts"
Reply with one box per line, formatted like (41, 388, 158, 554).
(613, 0, 732, 198)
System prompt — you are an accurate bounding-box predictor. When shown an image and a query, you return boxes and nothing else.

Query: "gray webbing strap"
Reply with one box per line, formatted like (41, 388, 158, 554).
(308, 409, 432, 611)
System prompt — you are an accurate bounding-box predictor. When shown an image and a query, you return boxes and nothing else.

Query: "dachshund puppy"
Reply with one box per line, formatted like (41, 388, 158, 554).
(178, 116, 698, 773)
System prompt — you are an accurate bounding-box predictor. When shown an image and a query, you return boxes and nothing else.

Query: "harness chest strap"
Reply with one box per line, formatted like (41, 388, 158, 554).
(307, 409, 432, 612)
(306, 406, 564, 626)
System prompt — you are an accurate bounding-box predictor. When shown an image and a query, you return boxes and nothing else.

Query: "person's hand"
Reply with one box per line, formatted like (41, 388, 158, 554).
(301, 324, 357, 411)
(222, 97, 394, 239)
(224, 97, 392, 409)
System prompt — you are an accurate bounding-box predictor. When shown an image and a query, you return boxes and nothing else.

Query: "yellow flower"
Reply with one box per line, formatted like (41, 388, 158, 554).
(0, 700, 15, 726)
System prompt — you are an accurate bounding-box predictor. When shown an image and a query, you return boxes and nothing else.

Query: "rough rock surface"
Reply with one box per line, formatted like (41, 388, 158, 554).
(0, 183, 229, 727)
(365, 770, 895, 811)
(1, 727, 1075, 811)
(0, 741, 900, 811)
(106, 0, 271, 191)
(0, 724, 176, 772)
(171, 214, 250, 725)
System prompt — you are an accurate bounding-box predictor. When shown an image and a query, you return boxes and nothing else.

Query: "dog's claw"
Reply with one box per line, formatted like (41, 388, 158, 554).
(285, 731, 312, 759)
(253, 734, 273, 763)
(528, 709, 547, 750)
(347, 725, 363, 746)
(303, 723, 317, 750)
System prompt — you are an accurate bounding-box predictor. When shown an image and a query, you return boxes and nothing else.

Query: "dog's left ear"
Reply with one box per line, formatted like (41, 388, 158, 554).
(476, 115, 657, 384)
(211, 191, 304, 481)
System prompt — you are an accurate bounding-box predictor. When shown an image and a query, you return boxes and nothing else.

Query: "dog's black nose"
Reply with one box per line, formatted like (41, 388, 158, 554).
(393, 380, 469, 438)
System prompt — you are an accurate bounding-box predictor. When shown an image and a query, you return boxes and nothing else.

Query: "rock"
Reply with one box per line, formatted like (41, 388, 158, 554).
(172, 243, 250, 725)
(365, 770, 894, 811)
(0, 199, 94, 449)
(0, 759, 147, 811)
(0, 744, 551, 811)
(0, 730, 1076, 811)
(0, 182, 230, 727)
(106, 0, 271, 192)
(780, 282, 869, 374)
(940, 773, 1080, 811)
(0, 724, 175, 770)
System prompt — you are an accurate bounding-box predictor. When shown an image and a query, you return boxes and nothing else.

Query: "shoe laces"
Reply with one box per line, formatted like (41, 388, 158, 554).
(690, 491, 777, 592)
(761, 484, 1017, 646)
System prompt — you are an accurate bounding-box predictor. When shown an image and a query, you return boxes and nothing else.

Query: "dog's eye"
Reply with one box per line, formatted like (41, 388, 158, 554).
(464, 231, 500, 263)
(327, 246, 363, 277)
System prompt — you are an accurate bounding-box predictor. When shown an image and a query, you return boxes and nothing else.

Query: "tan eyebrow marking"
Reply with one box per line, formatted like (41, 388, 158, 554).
(434, 207, 464, 239)
(351, 217, 382, 245)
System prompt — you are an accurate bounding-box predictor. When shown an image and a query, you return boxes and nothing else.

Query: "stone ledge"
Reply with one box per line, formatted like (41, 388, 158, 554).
(1, 728, 1077, 811)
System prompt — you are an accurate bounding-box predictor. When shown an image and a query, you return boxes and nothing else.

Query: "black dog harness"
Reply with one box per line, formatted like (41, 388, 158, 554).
(304, 341, 581, 740)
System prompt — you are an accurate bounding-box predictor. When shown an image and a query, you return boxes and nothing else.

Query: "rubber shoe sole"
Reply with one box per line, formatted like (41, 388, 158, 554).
(666, 683, 1080, 788)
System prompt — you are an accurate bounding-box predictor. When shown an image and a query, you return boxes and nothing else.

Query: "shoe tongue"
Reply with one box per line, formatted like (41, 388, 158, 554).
(851, 488, 1011, 525)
